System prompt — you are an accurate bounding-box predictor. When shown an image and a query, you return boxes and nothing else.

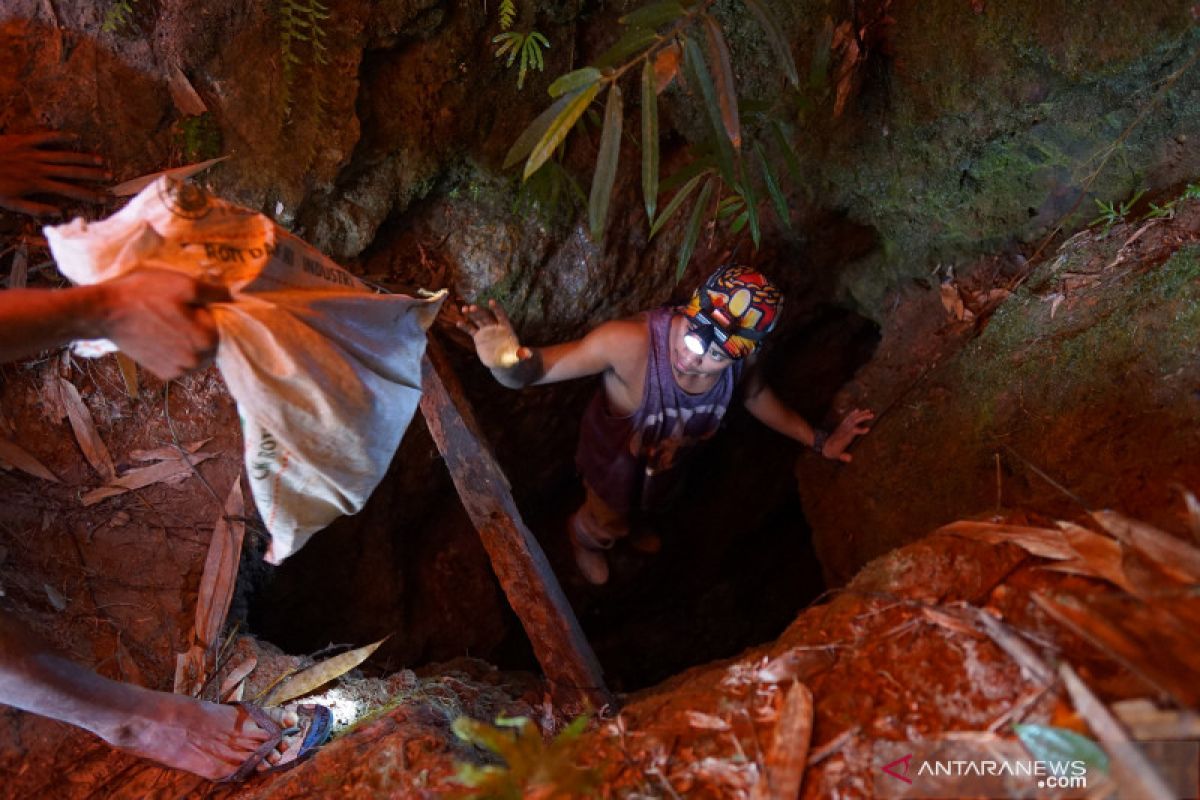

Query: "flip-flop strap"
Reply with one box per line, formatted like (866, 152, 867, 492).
(221, 703, 283, 783)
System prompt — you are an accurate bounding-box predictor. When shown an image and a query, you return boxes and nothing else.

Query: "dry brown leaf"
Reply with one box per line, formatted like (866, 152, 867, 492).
(1178, 488, 1200, 544)
(60, 378, 115, 482)
(39, 363, 68, 425)
(654, 42, 682, 95)
(968, 605, 1054, 686)
(129, 438, 211, 462)
(938, 282, 975, 322)
(1049, 521, 1134, 593)
(703, 16, 741, 150)
(264, 637, 388, 706)
(755, 647, 836, 684)
(109, 156, 229, 197)
(1112, 699, 1200, 739)
(685, 710, 731, 732)
(0, 437, 59, 482)
(751, 682, 813, 800)
(220, 656, 258, 702)
(1036, 593, 1200, 708)
(8, 244, 27, 289)
(938, 519, 1075, 560)
(921, 605, 985, 639)
(195, 481, 246, 648)
(114, 638, 145, 686)
(1059, 663, 1176, 799)
(1091, 510, 1200, 584)
(173, 645, 207, 697)
(167, 64, 208, 115)
(81, 451, 216, 506)
(114, 353, 139, 399)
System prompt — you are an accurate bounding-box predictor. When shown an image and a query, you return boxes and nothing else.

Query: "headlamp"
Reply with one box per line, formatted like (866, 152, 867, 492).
(683, 324, 712, 355)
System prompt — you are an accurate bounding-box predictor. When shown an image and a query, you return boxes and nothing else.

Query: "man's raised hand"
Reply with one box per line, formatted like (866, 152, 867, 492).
(0, 132, 110, 216)
(456, 299, 530, 369)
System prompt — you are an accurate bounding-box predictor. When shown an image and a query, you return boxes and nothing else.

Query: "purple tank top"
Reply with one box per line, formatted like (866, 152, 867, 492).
(575, 306, 744, 513)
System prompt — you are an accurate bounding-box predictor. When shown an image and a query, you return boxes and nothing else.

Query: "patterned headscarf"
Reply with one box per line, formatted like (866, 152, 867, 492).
(681, 266, 784, 359)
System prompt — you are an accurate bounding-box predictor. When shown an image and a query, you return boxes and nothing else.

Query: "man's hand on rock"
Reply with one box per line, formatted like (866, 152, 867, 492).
(0, 132, 110, 216)
(456, 299, 530, 370)
(822, 408, 875, 463)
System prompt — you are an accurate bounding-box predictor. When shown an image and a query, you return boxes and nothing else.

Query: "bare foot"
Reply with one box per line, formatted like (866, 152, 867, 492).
(102, 687, 298, 781)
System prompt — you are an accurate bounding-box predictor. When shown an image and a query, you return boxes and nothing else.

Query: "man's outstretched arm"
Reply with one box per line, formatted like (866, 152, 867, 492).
(457, 299, 628, 389)
(743, 377, 874, 462)
(0, 270, 227, 379)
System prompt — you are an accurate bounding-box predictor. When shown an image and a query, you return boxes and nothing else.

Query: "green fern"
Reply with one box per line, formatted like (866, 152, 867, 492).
(102, 0, 136, 33)
(493, 31, 550, 90)
(452, 714, 598, 799)
(498, 0, 517, 31)
(278, 0, 332, 118)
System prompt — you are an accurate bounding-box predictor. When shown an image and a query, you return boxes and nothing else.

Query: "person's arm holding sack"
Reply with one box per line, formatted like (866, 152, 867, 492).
(0, 270, 227, 379)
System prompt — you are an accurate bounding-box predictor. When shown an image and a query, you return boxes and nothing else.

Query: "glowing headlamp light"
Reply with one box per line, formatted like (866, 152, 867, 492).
(683, 325, 712, 355)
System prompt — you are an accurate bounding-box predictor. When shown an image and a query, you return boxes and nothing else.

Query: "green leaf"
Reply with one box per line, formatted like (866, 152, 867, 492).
(770, 119, 802, 182)
(660, 154, 716, 194)
(756, 142, 790, 228)
(1015, 724, 1110, 774)
(589, 84, 623, 240)
(557, 714, 591, 742)
(742, 0, 799, 87)
(683, 37, 735, 184)
(730, 209, 749, 233)
(702, 15, 741, 150)
(620, 1, 686, 30)
(809, 16, 834, 90)
(650, 171, 709, 239)
(594, 28, 659, 70)
(549, 67, 602, 98)
(525, 83, 600, 178)
(677, 178, 715, 282)
(641, 60, 659, 223)
(504, 87, 583, 170)
(717, 194, 744, 219)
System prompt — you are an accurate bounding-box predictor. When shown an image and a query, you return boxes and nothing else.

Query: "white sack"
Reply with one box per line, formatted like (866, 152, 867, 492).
(45, 177, 445, 563)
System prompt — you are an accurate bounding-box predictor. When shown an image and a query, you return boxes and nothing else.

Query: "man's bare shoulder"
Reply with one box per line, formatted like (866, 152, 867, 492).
(586, 314, 651, 377)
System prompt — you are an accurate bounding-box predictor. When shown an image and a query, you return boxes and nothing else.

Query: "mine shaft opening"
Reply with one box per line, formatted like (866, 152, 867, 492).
(246, 305, 879, 693)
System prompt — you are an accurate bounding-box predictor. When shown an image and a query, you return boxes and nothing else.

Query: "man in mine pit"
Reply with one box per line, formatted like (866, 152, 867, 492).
(459, 264, 875, 585)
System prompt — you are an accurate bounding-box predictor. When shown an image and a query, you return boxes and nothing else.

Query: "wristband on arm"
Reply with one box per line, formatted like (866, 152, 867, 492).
(811, 428, 829, 456)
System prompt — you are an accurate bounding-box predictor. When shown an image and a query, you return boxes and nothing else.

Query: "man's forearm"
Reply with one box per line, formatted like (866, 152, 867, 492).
(0, 286, 108, 362)
(490, 348, 546, 389)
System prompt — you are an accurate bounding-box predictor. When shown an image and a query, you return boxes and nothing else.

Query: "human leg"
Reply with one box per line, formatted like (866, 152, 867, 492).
(0, 610, 300, 780)
(569, 485, 630, 585)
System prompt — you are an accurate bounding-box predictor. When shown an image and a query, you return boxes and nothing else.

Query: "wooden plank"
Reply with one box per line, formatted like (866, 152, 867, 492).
(419, 338, 613, 711)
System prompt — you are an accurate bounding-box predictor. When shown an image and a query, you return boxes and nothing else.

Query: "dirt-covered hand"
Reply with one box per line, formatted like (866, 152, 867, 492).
(0, 132, 110, 216)
(822, 408, 875, 463)
(96, 270, 230, 380)
(455, 299, 530, 369)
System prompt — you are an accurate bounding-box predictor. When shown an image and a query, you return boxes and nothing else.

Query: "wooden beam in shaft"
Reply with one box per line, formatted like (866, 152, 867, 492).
(419, 338, 613, 711)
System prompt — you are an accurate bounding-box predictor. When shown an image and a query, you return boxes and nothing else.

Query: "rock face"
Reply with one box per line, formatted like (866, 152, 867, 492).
(799, 199, 1200, 584)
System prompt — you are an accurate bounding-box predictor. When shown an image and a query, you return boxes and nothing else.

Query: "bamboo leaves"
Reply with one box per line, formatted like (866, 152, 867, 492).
(703, 16, 741, 150)
(549, 67, 601, 98)
(494, 31, 550, 90)
(516, 84, 601, 179)
(589, 85, 623, 239)
(678, 178, 715, 281)
(641, 61, 659, 223)
(683, 37, 735, 184)
(742, 0, 799, 87)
